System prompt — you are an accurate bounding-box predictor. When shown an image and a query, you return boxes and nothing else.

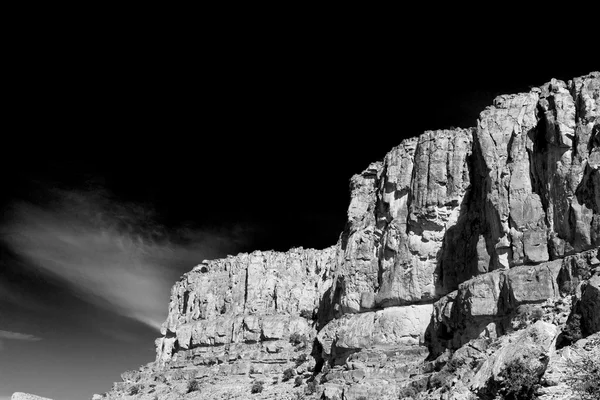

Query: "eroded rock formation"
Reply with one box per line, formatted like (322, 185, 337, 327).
(98, 71, 599, 400)
(11, 393, 52, 400)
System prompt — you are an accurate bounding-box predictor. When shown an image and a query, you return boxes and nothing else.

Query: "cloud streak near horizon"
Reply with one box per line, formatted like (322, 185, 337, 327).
(0, 329, 41, 353)
(0, 187, 248, 332)
(0, 330, 41, 341)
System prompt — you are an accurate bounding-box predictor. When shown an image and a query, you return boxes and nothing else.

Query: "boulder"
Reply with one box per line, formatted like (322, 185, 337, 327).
(471, 321, 558, 391)
(579, 275, 600, 335)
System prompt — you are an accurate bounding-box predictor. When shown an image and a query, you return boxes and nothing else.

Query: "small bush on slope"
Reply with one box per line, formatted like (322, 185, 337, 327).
(128, 384, 142, 395)
(299, 309, 314, 320)
(305, 380, 318, 395)
(251, 380, 264, 394)
(290, 332, 308, 346)
(496, 359, 538, 400)
(187, 379, 200, 393)
(564, 338, 600, 400)
(295, 353, 308, 366)
(283, 367, 294, 381)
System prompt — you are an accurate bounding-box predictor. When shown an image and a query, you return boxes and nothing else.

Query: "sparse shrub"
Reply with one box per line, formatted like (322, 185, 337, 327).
(558, 313, 583, 348)
(295, 353, 308, 366)
(319, 363, 331, 384)
(186, 379, 200, 393)
(290, 332, 308, 346)
(496, 358, 538, 400)
(272, 377, 279, 385)
(293, 393, 305, 400)
(128, 384, 141, 395)
(170, 369, 185, 381)
(304, 380, 318, 395)
(251, 380, 264, 394)
(121, 369, 140, 383)
(531, 307, 544, 321)
(249, 365, 256, 374)
(564, 343, 600, 400)
(294, 376, 303, 386)
(299, 309, 314, 320)
(283, 367, 294, 381)
(357, 396, 368, 400)
(398, 386, 418, 400)
(429, 370, 453, 390)
(290, 332, 301, 344)
(445, 356, 464, 373)
(560, 277, 580, 294)
(512, 305, 544, 330)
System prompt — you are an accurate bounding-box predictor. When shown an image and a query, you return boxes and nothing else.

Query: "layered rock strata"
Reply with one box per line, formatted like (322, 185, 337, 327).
(99, 71, 599, 400)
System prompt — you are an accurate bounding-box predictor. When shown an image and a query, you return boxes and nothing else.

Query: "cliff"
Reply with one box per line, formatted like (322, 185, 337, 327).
(97, 71, 600, 400)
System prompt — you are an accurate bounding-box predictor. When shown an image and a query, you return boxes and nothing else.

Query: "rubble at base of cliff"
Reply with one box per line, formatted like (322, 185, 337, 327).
(96, 71, 600, 400)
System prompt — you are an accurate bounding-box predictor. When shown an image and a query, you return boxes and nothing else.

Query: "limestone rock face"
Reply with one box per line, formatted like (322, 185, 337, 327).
(156, 246, 336, 365)
(11, 393, 52, 400)
(99, 72, 600, 400)
(318, 304, 432, 361)
(428, 249, 599, 356)
(334, 130, 474, 313)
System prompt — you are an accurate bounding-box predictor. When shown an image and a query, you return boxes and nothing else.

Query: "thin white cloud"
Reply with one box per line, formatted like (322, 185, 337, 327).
(0, 187, 247, 332)
(0, 330, 41, 353)
(0, 330, 41, 341)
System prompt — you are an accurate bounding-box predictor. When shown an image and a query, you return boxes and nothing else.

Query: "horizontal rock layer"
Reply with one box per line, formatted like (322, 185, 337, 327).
(427, 248, 599, 356)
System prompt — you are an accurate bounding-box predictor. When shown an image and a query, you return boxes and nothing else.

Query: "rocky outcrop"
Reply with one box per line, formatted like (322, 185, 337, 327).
(539, 332, 600, 399)
(579, 275, 600, 335)
(155, 247, 336, 371)
(98, 71, 600, 400)
(11, 393, 52, 400)
(333, 129, 475, 313)
(471, 321, 558, 392)
(428, 248, 599, 356)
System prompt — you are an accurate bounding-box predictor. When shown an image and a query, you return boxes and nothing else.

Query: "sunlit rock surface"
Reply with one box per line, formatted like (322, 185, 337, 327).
(11, 393, 52, 400)
(98, 71, 600, 400)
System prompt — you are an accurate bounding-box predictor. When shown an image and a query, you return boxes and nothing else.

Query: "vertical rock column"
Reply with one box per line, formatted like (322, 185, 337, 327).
(475, 89, 548, 270)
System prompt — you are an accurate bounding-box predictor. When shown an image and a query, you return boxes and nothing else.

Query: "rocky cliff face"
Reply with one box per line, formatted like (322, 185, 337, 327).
(98, 71, 600, 400)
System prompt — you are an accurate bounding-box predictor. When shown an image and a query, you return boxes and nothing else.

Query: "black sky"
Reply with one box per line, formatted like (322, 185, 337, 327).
(0, 22, 596, 398)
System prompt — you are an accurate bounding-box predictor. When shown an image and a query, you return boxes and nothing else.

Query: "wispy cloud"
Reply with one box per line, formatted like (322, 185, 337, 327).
(0, 330, 41, 341)
(0, 187, 247, 331)
(0, 330, 41, 353)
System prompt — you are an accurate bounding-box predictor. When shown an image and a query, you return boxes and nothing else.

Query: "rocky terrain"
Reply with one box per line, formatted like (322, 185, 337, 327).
(96, 71, 600, 399)
(11, 393, 53, 400)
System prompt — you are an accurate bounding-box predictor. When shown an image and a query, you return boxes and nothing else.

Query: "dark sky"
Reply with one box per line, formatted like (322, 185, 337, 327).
(0, 26, 596, 399)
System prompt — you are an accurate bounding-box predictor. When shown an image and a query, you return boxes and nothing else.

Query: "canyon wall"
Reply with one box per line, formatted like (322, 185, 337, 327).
(99, 71, 599, 400)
